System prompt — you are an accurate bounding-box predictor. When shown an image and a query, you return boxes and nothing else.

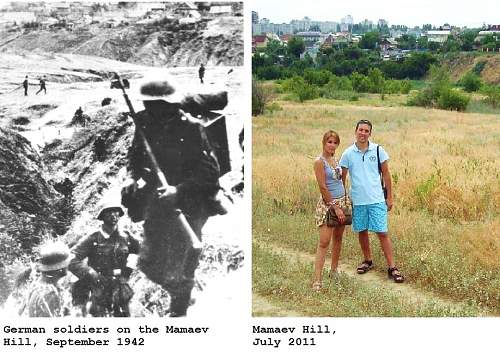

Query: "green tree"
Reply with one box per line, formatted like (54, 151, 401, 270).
(417, 36, 428, 49)
(351, 72, 371, 92)
(287, 36, 305, 58)
(367, 68, 385, 93)
(359, 31, 380, 50)
(459, 30, 478, 51)
(443, 38, 461, 52)
(397, 34, 416, 50)
(428, 41, 441, 51)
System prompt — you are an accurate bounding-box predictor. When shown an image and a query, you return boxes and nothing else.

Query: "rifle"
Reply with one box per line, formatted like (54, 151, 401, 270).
(113, 73, 202, 253)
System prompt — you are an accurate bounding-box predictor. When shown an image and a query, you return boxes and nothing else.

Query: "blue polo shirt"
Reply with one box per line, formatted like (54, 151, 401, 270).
(339, 142, 388, 206)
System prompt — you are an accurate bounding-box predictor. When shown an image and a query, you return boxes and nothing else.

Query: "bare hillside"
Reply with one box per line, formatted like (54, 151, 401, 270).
(0, 16, 243, 67)
(441, 53, 500, 84)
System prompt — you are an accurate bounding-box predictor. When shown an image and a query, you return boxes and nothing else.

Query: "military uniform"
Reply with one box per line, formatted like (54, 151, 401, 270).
(128, 109, 221, 216)
(69, 228, 140, 317)
(123, 108, 221, 317)
(26, 279, 62, 317)
(22, 241, 71, 317)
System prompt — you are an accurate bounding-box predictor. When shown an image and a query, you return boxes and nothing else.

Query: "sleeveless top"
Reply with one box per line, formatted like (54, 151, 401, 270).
(321, 156, 345, 199)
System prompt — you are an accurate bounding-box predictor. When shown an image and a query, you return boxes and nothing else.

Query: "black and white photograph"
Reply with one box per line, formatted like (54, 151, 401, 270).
(0, 1, 245, 318)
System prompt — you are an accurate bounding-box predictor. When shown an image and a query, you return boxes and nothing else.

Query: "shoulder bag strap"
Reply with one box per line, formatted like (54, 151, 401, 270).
(377, 145, 385, 189)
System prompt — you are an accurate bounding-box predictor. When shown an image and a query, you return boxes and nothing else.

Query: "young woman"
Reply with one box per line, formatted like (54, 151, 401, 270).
(312, 130, 348, 291)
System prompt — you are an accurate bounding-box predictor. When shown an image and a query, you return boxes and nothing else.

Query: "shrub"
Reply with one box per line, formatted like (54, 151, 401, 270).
(280, 76, 304, 93)
(437, 88, 470, 111)
(400, 80, 412, 94)
(325, 75, 353, 91)
(459, 72, 482, 92)
(481, 85, 500, 108)
(252, 78, 270, 116)
(367, 68, 385, 93)
(407, 88, 434, 107)
(295, 82, 319, 102)
(265, 102, 283, 114)
(12, 116, 30, 125)
(321, 88, 359, 100)
(351, 72, 371, 92)
(303, 69, 331, 86)
(472, 60, 487, 75)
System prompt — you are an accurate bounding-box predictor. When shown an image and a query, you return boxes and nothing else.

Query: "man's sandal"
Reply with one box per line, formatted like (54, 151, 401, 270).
(388, 267, 405, 283)
(356, 260, 374, 274)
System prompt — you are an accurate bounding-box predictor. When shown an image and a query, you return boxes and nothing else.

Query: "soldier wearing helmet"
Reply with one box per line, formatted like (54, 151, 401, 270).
(68, 203, 139, 317)
(121, 78, 225, 316)
(24, 241, 71, 317)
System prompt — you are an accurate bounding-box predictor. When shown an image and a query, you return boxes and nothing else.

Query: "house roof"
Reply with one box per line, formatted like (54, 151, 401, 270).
(426, 30, 451, 35)
(280, 34, 293, 42)
(253, 35, 267, 42)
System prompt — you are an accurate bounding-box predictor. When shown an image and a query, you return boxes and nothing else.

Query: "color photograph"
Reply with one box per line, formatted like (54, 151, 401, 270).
(252, 0, 499, 317)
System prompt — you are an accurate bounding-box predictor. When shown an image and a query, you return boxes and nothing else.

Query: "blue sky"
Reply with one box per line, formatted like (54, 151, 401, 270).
(251, 0, 498, 28)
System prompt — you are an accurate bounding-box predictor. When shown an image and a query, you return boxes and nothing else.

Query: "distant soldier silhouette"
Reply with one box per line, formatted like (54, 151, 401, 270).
(94, 134, 106, 161)
(198, 64, 205, 84)
(36, 76, 47, 95)
(22, 75, 28, 96)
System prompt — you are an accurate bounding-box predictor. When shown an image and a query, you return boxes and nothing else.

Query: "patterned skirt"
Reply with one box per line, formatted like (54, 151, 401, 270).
(314, 195, 352, 227)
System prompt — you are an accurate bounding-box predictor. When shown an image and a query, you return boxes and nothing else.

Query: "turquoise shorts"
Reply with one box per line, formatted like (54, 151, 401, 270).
(352, 202, 388, 233)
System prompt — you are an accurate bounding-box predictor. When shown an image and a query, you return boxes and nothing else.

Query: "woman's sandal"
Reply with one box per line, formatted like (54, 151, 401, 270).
(388, 267, 405, 283)
(356, 260, 374, 274)
(312, 281, 322, 292)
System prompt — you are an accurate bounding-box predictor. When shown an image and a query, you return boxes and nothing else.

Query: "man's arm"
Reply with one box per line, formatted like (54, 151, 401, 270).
(341, 166, 348, 192)
(68, 234, 98, 280)
(380, 161, 393, 211)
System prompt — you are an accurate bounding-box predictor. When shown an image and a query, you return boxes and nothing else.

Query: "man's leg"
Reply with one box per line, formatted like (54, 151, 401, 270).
(353, 205, 372, 261)
(376, 232, 395, 268)
(358, 230, 372, 261)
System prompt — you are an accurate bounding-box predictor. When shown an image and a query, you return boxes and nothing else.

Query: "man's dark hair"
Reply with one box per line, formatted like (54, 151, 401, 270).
(356, 119, 372, 131)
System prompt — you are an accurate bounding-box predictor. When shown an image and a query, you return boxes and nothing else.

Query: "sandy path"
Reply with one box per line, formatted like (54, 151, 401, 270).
(253, 242, 491, 316)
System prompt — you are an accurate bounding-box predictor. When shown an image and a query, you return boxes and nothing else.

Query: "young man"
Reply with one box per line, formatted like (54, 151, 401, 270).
(339, 119, 404, 283)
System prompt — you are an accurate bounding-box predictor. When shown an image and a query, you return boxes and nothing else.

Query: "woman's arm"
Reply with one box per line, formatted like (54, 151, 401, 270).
(314, 159, 332, 204)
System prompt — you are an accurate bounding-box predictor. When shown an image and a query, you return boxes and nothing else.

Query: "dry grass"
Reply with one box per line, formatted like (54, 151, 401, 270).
(253, 98, 500, 311)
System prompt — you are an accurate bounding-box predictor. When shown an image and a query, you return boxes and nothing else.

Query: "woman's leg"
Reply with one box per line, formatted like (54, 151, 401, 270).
(330, 225, 345, 272)
(314, 225, 333, 284)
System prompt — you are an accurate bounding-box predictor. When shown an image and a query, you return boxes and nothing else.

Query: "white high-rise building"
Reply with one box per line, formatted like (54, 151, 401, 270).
(252, 11, 258, 24)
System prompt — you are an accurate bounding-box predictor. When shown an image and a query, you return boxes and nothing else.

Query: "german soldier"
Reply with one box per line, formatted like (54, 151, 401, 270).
(69, 204, 139, 317)
(121, 78, 225, 316)
(22, 75, 28, 96)
(24, 242, 71, 317)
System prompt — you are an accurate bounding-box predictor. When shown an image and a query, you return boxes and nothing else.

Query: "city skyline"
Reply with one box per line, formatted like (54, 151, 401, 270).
(252, 0, 498, 28)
